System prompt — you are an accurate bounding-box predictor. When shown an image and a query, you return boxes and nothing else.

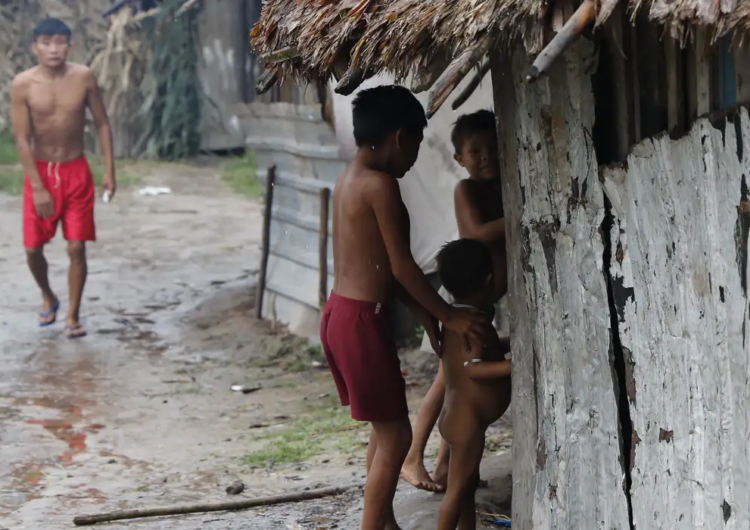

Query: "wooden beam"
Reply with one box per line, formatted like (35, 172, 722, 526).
(318, 188, 331, 308)
(255, 165, 276, 319)
(334, 68, 373, 96)
(451, 59, 491, 111)
(526, 0, 595, 83)
(426, 35, 492, 119)
(411, 53, 451, 93)
(261, 46, 300, 64)
(256, 67, 280, 95)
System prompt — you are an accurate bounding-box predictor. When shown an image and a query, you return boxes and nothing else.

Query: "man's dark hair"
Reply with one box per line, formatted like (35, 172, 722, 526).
(33, 18, 72, 41)
(450, 109, 497, 154)
(436, 239, 493, 300)
(352, 85, 427, 147)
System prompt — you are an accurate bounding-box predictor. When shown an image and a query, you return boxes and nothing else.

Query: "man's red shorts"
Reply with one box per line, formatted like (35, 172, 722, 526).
(320, 292, 408, 422)
(23, 157, 96, 248)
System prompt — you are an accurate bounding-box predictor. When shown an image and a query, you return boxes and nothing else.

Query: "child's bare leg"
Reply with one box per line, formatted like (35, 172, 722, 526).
(458, 476, 478, 530)
(362, 418, 412, 530)
(432, 436, 450, 488)
(401, 361, 445, 492)
(437, 433, 484, 530)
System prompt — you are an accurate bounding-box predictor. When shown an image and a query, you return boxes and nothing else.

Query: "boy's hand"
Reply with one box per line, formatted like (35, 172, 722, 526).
(444, 306, 491, 349)
(424, 316, 442, 357)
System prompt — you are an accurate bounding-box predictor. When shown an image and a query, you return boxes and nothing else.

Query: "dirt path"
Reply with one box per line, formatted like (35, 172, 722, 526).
(0, 162, 511, 530)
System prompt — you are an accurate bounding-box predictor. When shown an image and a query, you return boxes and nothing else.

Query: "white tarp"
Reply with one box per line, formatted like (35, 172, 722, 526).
(331, 74, 495, 274)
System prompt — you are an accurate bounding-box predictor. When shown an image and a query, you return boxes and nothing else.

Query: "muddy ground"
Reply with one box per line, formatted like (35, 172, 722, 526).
(0, 161, 512, 530)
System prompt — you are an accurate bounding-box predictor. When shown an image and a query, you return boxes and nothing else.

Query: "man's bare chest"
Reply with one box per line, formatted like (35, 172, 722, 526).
(27, 82, 86, 120)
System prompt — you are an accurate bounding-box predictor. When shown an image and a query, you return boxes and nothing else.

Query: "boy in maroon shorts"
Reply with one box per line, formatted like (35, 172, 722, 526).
(319, 86, 490, 530)
(11, 18, 115, 338)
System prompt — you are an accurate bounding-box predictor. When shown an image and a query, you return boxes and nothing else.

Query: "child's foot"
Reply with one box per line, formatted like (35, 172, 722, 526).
(431, 461, 449, 491)
(401, 461, 445, 492)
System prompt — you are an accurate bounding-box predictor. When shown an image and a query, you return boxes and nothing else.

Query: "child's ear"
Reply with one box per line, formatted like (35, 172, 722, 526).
(453, 153, 465, 167)
(395, 128, 405, 151)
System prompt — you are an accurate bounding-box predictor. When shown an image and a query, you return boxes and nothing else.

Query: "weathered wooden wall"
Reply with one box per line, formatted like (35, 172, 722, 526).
(492, 42, 631, 529)
(603, 108, 750, 529)
(237, 102, 343, 338)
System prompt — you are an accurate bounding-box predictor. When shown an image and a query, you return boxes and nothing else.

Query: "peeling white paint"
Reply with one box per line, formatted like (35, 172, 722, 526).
(603, 108, 750, 530)
(493, 41, 631, 530)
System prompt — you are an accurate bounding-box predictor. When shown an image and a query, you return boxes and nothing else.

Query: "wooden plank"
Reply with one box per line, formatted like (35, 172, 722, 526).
(255, 165, 276, 319)
(318, 188, 331, 308)
(695, 30, 712, 116)
(603, 3, 633, 160)
(493, 42, 631, 529)
(601, 107, 750, 530)
(735, 45, 750, 104)
(664, 35, 685, 135)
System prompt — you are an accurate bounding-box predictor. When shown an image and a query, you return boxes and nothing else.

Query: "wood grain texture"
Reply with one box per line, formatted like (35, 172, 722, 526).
(602, 108, 750, 530)
(493, 41, 630, 529)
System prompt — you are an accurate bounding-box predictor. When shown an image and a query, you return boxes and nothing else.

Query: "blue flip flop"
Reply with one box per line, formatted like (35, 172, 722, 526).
(65, 324, 87, 339)
(38, 299, 60, 327)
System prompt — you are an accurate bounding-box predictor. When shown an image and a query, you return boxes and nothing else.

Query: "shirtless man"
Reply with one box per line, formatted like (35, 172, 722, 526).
(402, 110, 507, 492)
(11, 18, 115, 338)
(319, 86, 489, 530)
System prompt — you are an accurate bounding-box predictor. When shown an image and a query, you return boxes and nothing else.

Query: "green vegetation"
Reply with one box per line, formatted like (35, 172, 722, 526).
(222, 152, 261, 199)
(243, 404, 366, 469)
(0, 130, 19, 165)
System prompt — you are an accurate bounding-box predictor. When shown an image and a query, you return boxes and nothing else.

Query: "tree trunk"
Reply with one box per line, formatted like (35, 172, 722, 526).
(491, 41, 631, 529)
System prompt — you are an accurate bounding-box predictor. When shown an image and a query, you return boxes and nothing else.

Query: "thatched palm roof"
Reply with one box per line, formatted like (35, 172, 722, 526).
(250, 0, 750, 115)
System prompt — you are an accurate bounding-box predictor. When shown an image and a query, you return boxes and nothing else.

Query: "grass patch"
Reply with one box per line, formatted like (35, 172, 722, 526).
(0, 130, 19, 165)
(244, 405, 365, 468)
(221, 152, 261, 198)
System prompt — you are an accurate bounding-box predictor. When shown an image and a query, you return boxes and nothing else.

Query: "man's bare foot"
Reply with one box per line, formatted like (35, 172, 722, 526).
(401, 461, 445, 492)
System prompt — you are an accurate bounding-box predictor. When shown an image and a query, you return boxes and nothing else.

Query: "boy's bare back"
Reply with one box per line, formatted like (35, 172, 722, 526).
(332, 159, 408, 303)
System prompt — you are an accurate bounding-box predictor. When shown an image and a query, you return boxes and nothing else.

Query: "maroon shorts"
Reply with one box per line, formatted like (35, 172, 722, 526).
(23, 157, 96, 249)
(320, 293, 408, 422)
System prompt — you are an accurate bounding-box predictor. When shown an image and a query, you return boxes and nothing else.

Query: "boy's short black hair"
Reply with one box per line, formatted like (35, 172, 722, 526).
(450, 109, 497, 154)
(33, 18, 72, 41)
(436, 239, 493, 300)
(352, 85, 427, 148)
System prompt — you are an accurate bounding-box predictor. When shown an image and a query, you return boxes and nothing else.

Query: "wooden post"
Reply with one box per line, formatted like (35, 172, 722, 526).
(318, 188, 331, 308)
(492, 42, 630, 529)
(255, 165, 276, 319)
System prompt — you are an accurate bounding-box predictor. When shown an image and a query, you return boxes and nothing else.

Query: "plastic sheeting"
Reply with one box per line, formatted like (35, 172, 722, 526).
(331, 74, 495, 273)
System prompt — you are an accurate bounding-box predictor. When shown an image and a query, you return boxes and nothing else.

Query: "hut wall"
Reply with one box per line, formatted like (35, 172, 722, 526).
(236, 102, 343, 339)
(491, 41, 632, 529)
(602, 109, 750, 529)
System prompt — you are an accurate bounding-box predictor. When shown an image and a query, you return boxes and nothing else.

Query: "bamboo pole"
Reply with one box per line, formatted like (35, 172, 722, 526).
(526, 0, 595, 83)
(255, 165, 276, 319)
(451, 59, 491, 111)
(73, 485, 354, 526)
(318, 188, 331, 308)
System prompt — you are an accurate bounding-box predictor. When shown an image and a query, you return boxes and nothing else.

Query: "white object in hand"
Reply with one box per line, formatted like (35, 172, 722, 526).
(102, 190, 112, 203)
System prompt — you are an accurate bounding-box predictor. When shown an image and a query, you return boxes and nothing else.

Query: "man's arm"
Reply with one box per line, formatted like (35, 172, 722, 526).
(371, 174, 488, 343)
(11, 76, 54, 219)
(454, 181, 505, 242)
(85, 69, 115, 196)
